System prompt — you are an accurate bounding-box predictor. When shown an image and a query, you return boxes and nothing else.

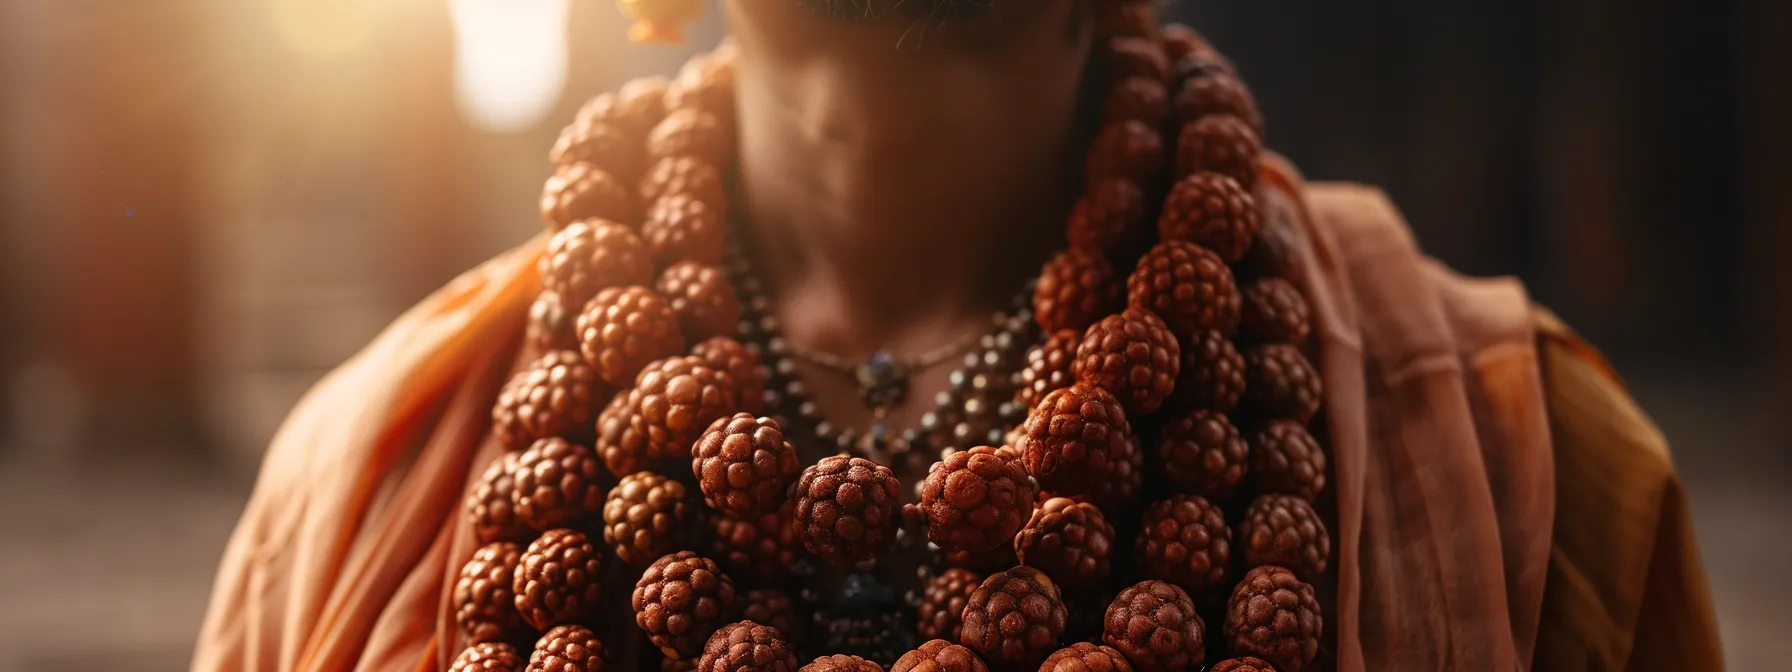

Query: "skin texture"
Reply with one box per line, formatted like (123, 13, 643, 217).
(723, 0, 1095, 448)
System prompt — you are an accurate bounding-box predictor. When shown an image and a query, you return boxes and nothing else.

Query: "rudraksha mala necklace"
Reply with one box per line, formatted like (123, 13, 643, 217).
(452, 17, 1335, 672)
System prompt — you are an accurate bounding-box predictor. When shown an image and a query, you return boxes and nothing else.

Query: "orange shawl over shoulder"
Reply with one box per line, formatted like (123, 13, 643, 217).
(193, 158, 1722, 671)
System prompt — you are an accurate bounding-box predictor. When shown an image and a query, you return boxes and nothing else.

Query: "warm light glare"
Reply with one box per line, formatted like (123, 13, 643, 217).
(450, 0, 571, 133)
(269, 0, 380, 58)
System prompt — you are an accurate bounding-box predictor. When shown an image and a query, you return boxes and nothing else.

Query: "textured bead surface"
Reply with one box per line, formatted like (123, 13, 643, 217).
(1158, 410, 1248, 500)
(513, 529, 606, 631)
(1037, 643, 1132, 672)
(738, 589, 801, 644)
(1126, 240, 1242, 341)
(493, 351, 603, 451)
(889, 640, 988, 672)
(551, 121, 644, 183)
(1017, 384, 1131, 497)
(793, 456, 902, 564)
(1102, 77, 1170, 129)
(1166, 329, 1245, 414)
(1157, 172, 1259, 264)
(1241, 344, 1322, 423)
(455, 542, 526, 644)
(1033, 249, 1123, 335)
(577, 75, 668, 136)
(658, 262, 743, 342)
(577, 286, 686, 388)
(691, 337, 768, 415)
(692, 413, 799, 516)
(1240, 494, 1330, 580)
(1066, 179, 1149, 257)
(697, 621, 797, 672)
(644, 193, 728, 267)
(1072, 309, 1181, 416)
(709, 502, 802, 582)
(1015, 331, 1082, 410)
(1015, 498, 1115, 589)
(802, 655, 883, 672)
(1100, 580, 1204, 672)
(1174, 114, 1261, 191)
(1137, 494, 1231, 595)
(634, 552, 738, 659)
(1101, 37, 1169, 83)
(911, 446, 1036, 555)
(453, 642, 525, 672)
(957, 566, 1068, 671)
(603, 471, 692, 566)
(468, 452, 532, 544)
(528, 290, 581, 354)
(917, 568, 982, 643)
(1173, 74, 1264, 138)
(648, 108, 732, 168)
(512, 438, 608, 532)
(542, 163, 636, 231)
(1249, 420, 1328, 501)
(1085, 120, 1165, 189)
(528, 625, 608, 672)
(1224, 566, 1321, 672)
(1238, 277, 1313, 346)
(605, 356, 739, 464)
(642, 155, 728, 210)
(1207, 658, 1276, 672)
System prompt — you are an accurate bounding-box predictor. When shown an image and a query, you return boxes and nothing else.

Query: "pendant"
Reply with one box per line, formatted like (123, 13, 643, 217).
(855, 349, 910, 409)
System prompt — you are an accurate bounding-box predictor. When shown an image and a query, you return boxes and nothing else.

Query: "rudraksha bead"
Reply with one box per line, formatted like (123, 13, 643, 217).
(793, 456, 902, 565)
(576, 286, 686, 388)
(1136, 494, 1231, 595)
(1157, 410, 1248, 500)
(1173, 74, 1264, 139)
(643, 193, 728, 267)
(1157, 172, 1259, 265)
(691, 413, 799, 517)
(1224, 566, 1321, 672)
(910, 446, 1036, 555)
(1239, 494, 1330, 580)
(542, 163, 636, 231)
(455, 541, 527, 644)
(634, 551, 738, 659)
(603, 471, 693, 566)
(1071, 309, 1180, 416)
(917, 568, 982, 642)
(493, 350, 603, 452)
(1238, 277, 1312, 346)
(1240, 344, 1322, 424)
(1100, 580, 1204, 672)
(1173, 114, 1261, 191)
(1034, 248, 1124, 335)
(1248, 420, 1328, 502)
(512, 437, 608, 531)
(513, 529, 605, 631)
(657, 261, 743, 342)
(1014, 498, 1115, 589)
(1017, 383, 1131, 497)
(958, 567, 1068, 671)
(1066, 179, 1150, 258)
(1086, 120, 1166, 189)
(1126, 240, 1241, 341)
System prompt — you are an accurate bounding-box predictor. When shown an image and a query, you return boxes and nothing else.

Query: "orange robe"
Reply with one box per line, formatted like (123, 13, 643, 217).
(192, 157, 1723, 671)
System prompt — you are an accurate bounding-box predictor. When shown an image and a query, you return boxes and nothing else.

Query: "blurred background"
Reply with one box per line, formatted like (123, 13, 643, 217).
(0, 0, 1786, 669)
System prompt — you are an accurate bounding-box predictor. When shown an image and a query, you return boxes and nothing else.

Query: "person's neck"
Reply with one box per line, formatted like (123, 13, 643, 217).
(726, 1, 1094, 358)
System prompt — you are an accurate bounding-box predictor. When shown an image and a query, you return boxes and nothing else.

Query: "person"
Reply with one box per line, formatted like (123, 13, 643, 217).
(193, 1, 1723, 671)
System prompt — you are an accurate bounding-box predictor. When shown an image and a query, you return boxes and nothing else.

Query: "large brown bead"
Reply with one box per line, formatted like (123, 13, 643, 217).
(551, 120, 644, 183)
(1238, 277, 1313, 346)
(1137, 494, 1231, 595)
(468, 452, 532, 544)
(1071, 309, 1180, 416)
(1157, 410, 1248, 500)
(634, 552, 738, 659)
(1015, 330, 1081, 410)
(453, 642, 525, 672)
(1033, 249, 1123, 335)
(911, 446, 1036, 555)
(1066, 179, 1150, 258)
(957, 567, 1068, 671)
(513, 529, 605, 631)
(1207, 658, 1276, 672)
(1158, 24, 1215, 63)
(793, 456, 902, 565)
(1017, 383, 1131, 497)
(603, 471, 693, 566)
(576, 286, 686, 388)
(709, 502, 802, 582)
(576, 75, 668, 137)
(493, 351, 604, 452)
(599, 356, 738, 469)
(527, 290, 580, 354)
(691, 337, 768, 415)
(1174, 114, 1261, 191)
(1126, 240, 1241, 341)
(455, 541, 526, 644)
(1014, 498, 1115, 589)
(1248, 420, 1328, 501)
(1101, 37, 1170, 84)
(1173, 74, 1265, 138)
(1100, 580, 1204, 672)
(648, 108, 733, 168)
(512, 437, 608, 532)
(1037, 643, 1132, 672)
(737, 589, 801, 643)
(802, 655, 883, 672)
(889, 640, 987, 672)
(641, 156, 727, 213)
(917, 568, 983, 643)
(529, 625, 608, 672)
(1086, 120, 1165, 189)
(1102, 77, 1170, 129)
(542, 163, 636, 231)
(1166, 329, 1246, 414)
(697, 621, 797, 672)
(643, 193, 728, 267)
(1157, 172, 1259, 265)
(1240, 344, 1322, 424)
(657, 262, 743, 342)
(1224, 566, 1321, 672)
(1239, 494, 1330, 580)
(691, 413, 799, 516)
